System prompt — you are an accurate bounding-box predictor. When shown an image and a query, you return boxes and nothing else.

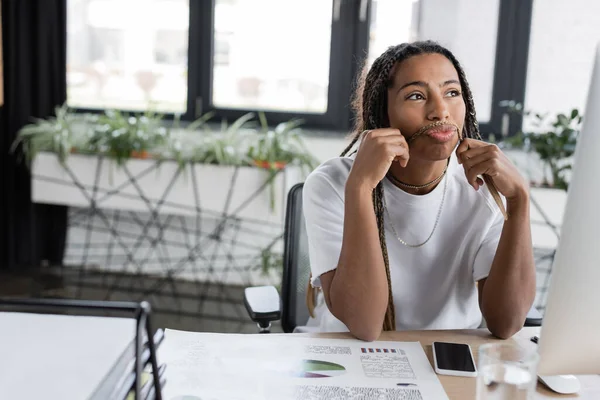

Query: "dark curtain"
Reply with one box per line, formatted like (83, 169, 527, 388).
(0, 0, 68, 271)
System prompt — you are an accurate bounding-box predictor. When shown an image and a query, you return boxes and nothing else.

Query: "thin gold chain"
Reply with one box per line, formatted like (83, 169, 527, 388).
(383, 173, 448, 248)
(387, 165, 448, 190)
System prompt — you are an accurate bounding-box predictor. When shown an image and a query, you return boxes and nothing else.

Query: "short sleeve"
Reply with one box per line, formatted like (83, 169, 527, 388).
(472, 210, 505, 282)
(303, 171, 345, 288)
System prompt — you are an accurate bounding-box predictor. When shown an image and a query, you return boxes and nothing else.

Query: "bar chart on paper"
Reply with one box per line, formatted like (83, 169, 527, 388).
(361, 347, 404, 354)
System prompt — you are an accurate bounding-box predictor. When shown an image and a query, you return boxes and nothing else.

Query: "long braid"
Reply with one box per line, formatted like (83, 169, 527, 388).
(373, 183, 396, 329)
(340, 44, 415, 331)
(307, 41, 480, 333)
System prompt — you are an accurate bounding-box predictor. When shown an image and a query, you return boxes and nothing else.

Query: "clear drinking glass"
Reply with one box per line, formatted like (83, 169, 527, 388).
(476, 343, 540, 400)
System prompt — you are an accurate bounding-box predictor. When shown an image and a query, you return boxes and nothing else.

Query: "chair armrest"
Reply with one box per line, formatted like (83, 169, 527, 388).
(524, 306, 543, 327)
(244, 286, 281, 332)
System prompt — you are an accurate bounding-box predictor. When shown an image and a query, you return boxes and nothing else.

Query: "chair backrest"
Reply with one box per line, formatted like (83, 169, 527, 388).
(280, 183, 311, 333)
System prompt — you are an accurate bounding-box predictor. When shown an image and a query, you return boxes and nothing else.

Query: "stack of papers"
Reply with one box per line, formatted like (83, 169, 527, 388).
(161, 329, 449, 400)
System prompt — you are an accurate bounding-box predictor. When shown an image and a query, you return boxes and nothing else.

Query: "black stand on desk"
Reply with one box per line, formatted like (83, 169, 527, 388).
(0, 298, 164, 400)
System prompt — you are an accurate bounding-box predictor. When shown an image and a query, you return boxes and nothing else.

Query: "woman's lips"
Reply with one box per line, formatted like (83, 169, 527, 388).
(426, 127, 456, 143)
(407, 122, 461, 144)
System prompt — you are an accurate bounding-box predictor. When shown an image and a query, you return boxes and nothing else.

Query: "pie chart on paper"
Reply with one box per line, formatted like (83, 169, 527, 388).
(292, 359, 347, 378)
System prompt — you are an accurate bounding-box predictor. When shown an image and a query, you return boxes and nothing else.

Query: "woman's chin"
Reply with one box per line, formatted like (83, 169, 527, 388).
(413, 143, 456, 162)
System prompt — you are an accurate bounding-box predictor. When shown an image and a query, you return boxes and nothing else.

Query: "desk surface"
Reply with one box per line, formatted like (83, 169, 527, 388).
(306, 327, 600, 400)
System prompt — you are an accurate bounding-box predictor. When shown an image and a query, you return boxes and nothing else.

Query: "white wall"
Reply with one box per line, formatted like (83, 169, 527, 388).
(304, 135, 348, 163)
(524, 0, 600, 122)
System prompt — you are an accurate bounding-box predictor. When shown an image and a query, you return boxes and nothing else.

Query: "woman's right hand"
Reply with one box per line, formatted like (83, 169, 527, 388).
(347, 128, 410, 192)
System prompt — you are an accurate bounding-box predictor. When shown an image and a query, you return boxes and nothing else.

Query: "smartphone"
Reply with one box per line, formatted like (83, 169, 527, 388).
(432, 341, 477, 377)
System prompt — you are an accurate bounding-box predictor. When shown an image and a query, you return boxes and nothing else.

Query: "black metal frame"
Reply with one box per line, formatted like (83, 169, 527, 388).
(188, 0, 214, 121)
(482, 0, 534, 138)
(280, 183, 305, 333)
(34, 154, 285, 303)
(0, 298, 163, 400)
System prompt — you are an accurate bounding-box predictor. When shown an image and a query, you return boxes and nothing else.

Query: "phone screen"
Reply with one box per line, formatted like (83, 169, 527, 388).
(433, 342, 476, 372)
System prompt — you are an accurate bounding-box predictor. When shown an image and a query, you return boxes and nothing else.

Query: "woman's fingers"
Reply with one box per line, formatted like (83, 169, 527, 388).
(384, 144, 410, 167)
(462, 152, 495, 175)
(465, 158, 503, 190)
(456, 139, 499, 165)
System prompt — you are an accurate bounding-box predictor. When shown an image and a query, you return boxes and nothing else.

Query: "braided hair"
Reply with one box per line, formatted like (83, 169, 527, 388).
(307, 41, 482, 331)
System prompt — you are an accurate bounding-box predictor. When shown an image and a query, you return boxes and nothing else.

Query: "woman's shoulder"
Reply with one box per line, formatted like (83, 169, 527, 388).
(304, 156, 354, 194)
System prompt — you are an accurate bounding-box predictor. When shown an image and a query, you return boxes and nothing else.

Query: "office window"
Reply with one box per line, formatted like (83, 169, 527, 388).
(524, 0, 600, 126)
(367, 0, 420, 66)
(66, 0, 189, 113)
(368, 0, 500, 123)
(65, 0, 531, 133)
(212, 0, 333, 114)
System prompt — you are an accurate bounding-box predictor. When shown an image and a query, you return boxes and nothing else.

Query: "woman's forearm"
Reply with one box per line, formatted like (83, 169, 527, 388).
(327, 182, 389, 341)
(481, 191, 536, 339)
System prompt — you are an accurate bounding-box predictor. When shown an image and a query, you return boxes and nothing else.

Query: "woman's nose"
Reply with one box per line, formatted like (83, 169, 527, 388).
(427, 94, 450, 121)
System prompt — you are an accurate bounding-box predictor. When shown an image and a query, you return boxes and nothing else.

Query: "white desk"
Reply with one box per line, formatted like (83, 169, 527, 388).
(307, 327, 600, 399)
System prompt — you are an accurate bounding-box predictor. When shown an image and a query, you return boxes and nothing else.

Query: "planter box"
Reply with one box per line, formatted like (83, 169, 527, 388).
(31, 152, 304, 288)
(32, 152, 302, 224)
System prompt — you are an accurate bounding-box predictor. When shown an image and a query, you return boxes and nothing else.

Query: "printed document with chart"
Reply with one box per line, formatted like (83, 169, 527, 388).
(160, 329, 449, 400)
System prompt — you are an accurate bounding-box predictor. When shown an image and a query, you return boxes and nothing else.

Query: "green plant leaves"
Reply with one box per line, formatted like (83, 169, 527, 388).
(10, 103, 78, 166)
(86, 109, 169, 165)
(571, 108, 579, 119)
(497, 100, 581, 190)
(246, 113, 317, 174)
(12, 104, 318, 177)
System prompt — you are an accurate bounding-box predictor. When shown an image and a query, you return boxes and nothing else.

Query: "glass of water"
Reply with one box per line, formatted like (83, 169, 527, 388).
(476, 343, 539, 400)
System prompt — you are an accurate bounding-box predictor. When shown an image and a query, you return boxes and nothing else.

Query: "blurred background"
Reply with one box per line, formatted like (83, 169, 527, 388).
(1, 0, 599, 333)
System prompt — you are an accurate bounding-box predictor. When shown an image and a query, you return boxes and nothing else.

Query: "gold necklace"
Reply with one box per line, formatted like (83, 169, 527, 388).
(383, 172, 448, 248)
(386, 165, 448, 191)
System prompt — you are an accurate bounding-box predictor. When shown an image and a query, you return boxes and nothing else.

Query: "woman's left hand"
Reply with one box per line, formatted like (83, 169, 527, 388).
(456, 139, 528, 201)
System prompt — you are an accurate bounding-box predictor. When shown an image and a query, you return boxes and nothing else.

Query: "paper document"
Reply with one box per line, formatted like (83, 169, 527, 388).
(161, 329, 449, 400)
(0, 312, 135, 400)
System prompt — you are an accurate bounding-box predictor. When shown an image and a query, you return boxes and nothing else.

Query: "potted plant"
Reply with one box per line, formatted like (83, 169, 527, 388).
(498, 101, 581, 190)
(15, 106, 314, 222)
(87, 109, 169, 165)
(247, 112, 317, 173)
(10, 104, 90, 165)
(189, 112, 255, 167)
(246, 112, 317, 210)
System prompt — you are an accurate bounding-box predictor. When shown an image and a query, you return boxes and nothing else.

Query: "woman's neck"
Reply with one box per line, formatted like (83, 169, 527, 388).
(387, 158, 449, 195)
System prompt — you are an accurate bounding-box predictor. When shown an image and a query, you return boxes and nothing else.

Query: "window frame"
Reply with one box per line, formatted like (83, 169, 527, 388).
(67, 0, 533, 136)
(482, 0, 533, 138)
(187, 0, 366, 131)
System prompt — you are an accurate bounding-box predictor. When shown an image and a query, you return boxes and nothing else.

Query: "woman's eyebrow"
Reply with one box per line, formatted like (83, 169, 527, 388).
(395, 79, 461, 94)
(396, 80, 427, 94)
(442, 79, 461, 87)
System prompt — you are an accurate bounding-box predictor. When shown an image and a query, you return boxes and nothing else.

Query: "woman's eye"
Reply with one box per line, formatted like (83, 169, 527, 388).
(407, 93, 425, 100)
(446, 90, 462, 97)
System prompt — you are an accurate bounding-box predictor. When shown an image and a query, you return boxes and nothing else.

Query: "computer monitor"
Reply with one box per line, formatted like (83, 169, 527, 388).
(537, 43, 600, 376)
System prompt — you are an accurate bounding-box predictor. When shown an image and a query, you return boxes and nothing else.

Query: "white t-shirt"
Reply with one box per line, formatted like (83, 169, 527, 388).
(301, 152, 505, 333)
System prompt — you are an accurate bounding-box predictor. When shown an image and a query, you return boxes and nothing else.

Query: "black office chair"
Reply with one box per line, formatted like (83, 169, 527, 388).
(244, 183, 311, 333)
(243, 183, 542, 333)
